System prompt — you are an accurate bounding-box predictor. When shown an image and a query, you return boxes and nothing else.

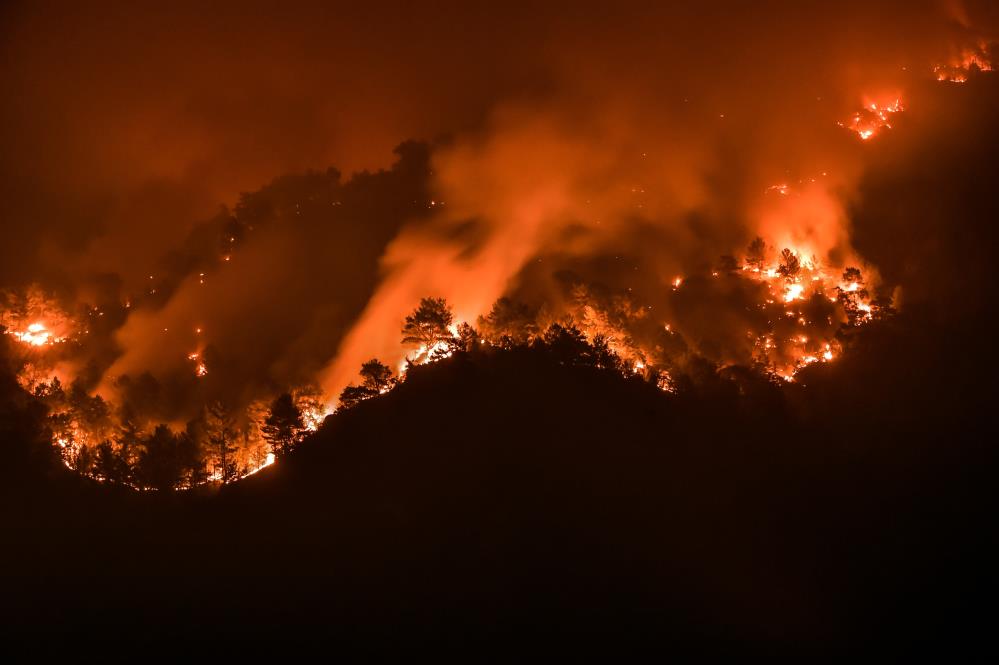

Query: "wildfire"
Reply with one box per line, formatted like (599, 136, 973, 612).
(188, 352, 208, 377)
(7, 322, 66, 347)
(935, 41, 995, 83)
(737, 247, 876, 379)
(241, 452, 276, 478)
(783, 283, 805, 303)
(839, 99, 903, 141)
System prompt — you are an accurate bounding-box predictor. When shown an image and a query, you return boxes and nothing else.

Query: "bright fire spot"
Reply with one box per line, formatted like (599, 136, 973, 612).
(188, 351, 208, 376)
(672, 277, 683, 289)
(784, 283, 805, 302)
(839, 99, 903, 141)
(767, 184, 790, 196)
(8, 322, 65, 347)
(935, 41, 995, 83)
(241, 452, 276, 479)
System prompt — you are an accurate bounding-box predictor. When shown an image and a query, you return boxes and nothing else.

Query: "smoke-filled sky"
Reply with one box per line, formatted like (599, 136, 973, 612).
(2, 0, 998, 414)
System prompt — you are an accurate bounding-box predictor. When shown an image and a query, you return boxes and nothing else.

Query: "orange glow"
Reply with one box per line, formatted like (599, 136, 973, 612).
(5, 320, 69, 347)
(934, 41, 995, 83)
(839, 99, 903, 142)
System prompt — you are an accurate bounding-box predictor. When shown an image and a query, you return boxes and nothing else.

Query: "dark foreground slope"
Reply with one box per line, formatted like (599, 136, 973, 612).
(3, 333, 996, 654)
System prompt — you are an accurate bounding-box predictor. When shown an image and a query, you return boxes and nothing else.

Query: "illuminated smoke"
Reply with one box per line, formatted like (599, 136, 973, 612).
(2, 4, 998, 486)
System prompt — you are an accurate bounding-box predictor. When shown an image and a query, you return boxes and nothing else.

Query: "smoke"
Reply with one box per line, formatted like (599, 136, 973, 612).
(3, 1, 999, 415)
(320, 0, 997, 394)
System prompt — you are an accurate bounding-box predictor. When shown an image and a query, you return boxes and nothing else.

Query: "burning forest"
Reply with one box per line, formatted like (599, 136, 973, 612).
(2, 0, 998, 652)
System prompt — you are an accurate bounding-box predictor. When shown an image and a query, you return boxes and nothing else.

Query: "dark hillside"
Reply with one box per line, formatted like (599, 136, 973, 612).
(3, 338, 994, 653)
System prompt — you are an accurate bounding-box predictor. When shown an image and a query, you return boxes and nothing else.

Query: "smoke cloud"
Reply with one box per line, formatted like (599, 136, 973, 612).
(2, 0, 997, 415)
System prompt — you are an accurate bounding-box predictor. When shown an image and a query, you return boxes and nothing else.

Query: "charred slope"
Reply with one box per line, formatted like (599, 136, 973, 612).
(5, 339, 995, 653)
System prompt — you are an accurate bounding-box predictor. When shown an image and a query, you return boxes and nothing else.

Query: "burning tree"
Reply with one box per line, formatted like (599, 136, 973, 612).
(837, 267, 871, 326)
(401, 297, 455, 354)
(205, 401, 239, 483)
(478, 298, 537, 346)
(454, 321, 480, 352)
(261, 392, 306, 457)
(746, 237, 767, 271)
(777, 248, 801, 279)
(590, 334, 624, 372)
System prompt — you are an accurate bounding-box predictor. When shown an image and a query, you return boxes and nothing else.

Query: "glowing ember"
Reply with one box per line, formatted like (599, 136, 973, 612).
(934, 41, 995, 83)
(188, 351, 208, 377)
(839, 99, 903, 141)
(241, 452, 276, 478)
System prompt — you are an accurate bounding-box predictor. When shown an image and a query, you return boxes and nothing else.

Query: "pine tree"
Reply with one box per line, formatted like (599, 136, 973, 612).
(205, 401, 239, 483)
(401, 297, 454, 350)
(777, 248, 801, 279)
(359, 359, 395, 393)
(136, 425, 187, 491)
(261, 393, 305, 457)
(94, 439, 131, 486)
(746, 237, 767, 270)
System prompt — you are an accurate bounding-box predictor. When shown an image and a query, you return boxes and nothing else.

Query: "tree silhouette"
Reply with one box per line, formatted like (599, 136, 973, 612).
(454, 322, 480, 352)
(777, 248, 800, 279)
(261, 393, 305, 457)
(401, 297, 454, 350)
(718, 255, 740, 273)
(73, 444, 95, 478)
(136, 425, 190, 491)
(338, 359, 395, 410)
(539, 323, 592, 365)
(837, 267, 871, 325)
(113, 410, 142, 483)
(359, 359, 395, 392)
(590, 334, 623, 371)
(746, 237, 767, 270)
(842, 267, 863, 285)
(94, 439, 131, 486)
(338, 385, 376, 410)
(205, 401, 239, 483)
(478, 298, 537, 344)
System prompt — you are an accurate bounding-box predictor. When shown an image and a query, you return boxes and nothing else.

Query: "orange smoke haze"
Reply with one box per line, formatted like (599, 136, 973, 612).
(2, 0, 998, 416)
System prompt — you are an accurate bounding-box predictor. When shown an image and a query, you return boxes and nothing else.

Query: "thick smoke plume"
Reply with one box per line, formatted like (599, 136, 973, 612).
(2, 1, 998, 417)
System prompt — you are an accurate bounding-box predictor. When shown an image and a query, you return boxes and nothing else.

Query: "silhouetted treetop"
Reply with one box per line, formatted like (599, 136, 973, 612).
(777, 248, 800, 279)
(261, 393, 305, 457)
(401, 297, 454, 349)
